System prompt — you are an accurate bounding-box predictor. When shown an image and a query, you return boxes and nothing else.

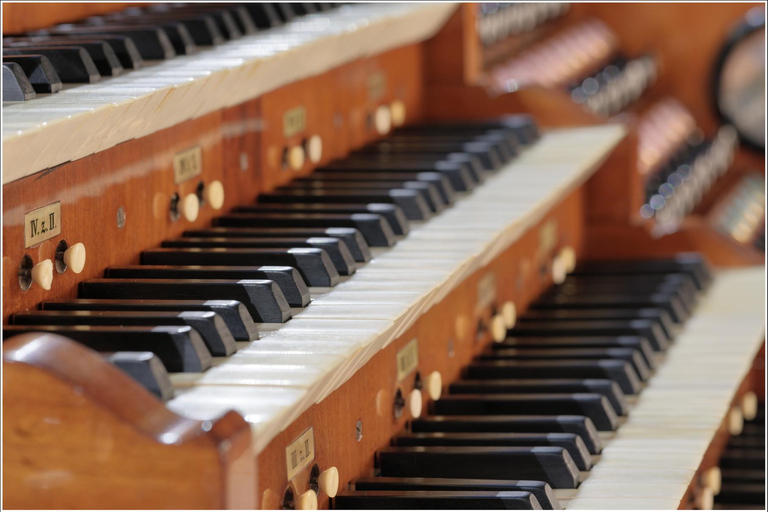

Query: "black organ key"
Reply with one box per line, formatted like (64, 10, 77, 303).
(2, 46, 99, 83)
(140, 248, 339, 287)
(507, 319, 670, 352)
(480, 347, 651, 381)
(7, 34, 143, 70)
(213, 213, 396, 248)
(274, 3, 297, 23)
(320, 159, 476, 192)
(104, 266, 310, 308)
(2, 62, 36, 101)
(719, 449, 765, 470)
(79, 279, 291, 324)
(572, 254, 712, 291)
(358, 140, 504, 173)
(40, 298, 259, 342)
(302, 171, 456, 204)
(377, 446, 580, 489)
(720, 468, 765, 484)
(333, 490, 543, 510)
(352, 477, 558, 510)
(233, 204, 410, 237)
(450, 378, 628, 416)
(278, 180, 447, 213)
(496, 335, 656, 370)
(393, 432, 593, 472)
(5, 39, 123, 76)
(399, 115, 540, 145)
(346, 152, 487, 184)
(184, 227, 371, 263)
(170, 6, 242, 40)
(466, 359, 642, 395)
(111, 9, 225, 46)
(411, 415, 602, 454)
(2, 55, 62, 93)
(546, 284, 694, 317)
(386, 132, 516, 161)
(2, 325, 211, 373)
(46, 25, 176, 60)
(520, 307, 675, 341)
(161, 237, 356, 276)
(259, 189, 432, 221)
(11, 310, 237, 357)
(433, 394, 618, 431)
(226, 5, 259, 34)
(106, 351, 174, 401)
(243, 3, 283, 28)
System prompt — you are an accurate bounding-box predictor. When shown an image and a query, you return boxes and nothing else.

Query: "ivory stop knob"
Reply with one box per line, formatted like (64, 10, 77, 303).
(374, 105, 391, 135)
(702, 467, 721, 495)
(491, 314, 507, 343)
(205, 180, 225, 210)
(295, 490, 317, 510)
(181, 193, 199, 222)
(288, 145, 305, 171)
(501, 301, 517, 329)
(31, 259, 53, 290)
(560, 246, 576, 273)
(551, 255, 567, 284)
(318, 466, 339, 498)
(307, 135, 323, 164)
(694, 486, 714, 510)
(425, 371, 442, 401)
(727, 406, 743, 436)
(741, 391, 757, 421)
(390, 100, 406, 127)
(63, 242, 86, 274)
(409, 388, 423, 418)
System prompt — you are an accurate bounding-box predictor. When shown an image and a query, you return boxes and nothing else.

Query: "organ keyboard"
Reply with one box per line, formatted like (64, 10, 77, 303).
(2, 2, 765, 510)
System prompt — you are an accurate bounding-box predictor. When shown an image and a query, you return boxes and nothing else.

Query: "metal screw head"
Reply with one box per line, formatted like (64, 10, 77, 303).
(393, 389, 405, 419)
(355, 420, 363, 442)
(116, 206, 126, 229)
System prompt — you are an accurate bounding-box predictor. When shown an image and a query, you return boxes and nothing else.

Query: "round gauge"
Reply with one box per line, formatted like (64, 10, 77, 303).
(713, 7, 765, 151)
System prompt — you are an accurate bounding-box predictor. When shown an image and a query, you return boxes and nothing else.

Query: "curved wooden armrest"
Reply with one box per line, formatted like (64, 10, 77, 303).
(3, 333, 256, 509)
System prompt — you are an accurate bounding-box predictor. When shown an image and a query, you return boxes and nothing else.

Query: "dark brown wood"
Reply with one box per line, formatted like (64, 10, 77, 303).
(2, 2, 141, 34)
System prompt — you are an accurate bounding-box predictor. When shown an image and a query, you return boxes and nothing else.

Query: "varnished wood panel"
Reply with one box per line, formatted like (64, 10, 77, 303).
(2, 2, 140, 34)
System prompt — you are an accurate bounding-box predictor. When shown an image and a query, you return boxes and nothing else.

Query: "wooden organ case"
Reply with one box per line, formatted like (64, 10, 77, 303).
(2, 3, 765, 510)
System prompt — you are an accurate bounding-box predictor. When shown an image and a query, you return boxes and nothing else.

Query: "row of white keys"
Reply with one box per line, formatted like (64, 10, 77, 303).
(165, 125, 629, 455)
(563, 266, 765, 509)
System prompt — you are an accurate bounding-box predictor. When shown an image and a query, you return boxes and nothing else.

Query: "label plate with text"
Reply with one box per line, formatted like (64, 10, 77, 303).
(396, 338, 419, 381)
(173, 146, 203, 184)
(24, 202, 61, 248)
(285, 427, 315, 481)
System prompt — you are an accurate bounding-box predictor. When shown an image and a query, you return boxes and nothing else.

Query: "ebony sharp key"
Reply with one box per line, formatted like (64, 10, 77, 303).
(2, 325, 211, 373)
(496, 336, 656, 370)
(386, 132, 516, 161)
(79, 279, 291, 323)
(243, 3, 283, 28)
(531, 292, 688, 325)
(344, 152, 487, 184)
(303, 171, 456, 204)
(393, 432, 593, 471)
(572, 254, 712, 290)
(232, 204, 410, 237)
(2, 55, 62, 93)
(6, 35, 143, 70)
(140, 248, 339, 287)
(40, 298, 259, 342)
(11, 310, 237, 357)
(46, 26, 176, 60)
(450, 379, 628, 416)
(2, 63, 35, 101)
(213, 213, 396, 248)
(399, 116, 539, 145)
(506, 319, 669, 352)
(106, 351, 174, 401)
(545, 285, 694, 316)
(4, 39, 123, 76)
(258, 189, 432, 221)
(520, 308, 675, 341)
(278, 180, 447, 213)
(104, 10, 224, 46)
(319, 159, 475, 192)
(466, 360, 642, 395)
(104, 266, 310, 307)
(333, 490, 543, 510)
(2, 46, 99, 83)
(432, 394, 618, 431)
(480, 347, 651, 381)
(377, 446, 580, 489)
(410, 415, 602, 455)
(161, 237, 356, 276)
(358, 141, 505, 172)
(352, 478, 558, 510)
(184, 227, 372, 263)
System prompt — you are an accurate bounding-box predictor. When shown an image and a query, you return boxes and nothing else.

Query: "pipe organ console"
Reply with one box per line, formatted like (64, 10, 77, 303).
(2, 2, 765, 510)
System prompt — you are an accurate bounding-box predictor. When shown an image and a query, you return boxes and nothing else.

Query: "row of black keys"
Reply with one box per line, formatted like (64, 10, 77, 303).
(714, 405, 765, 509)
(3, 3, 341, 100)
(4, 117, 536, 397)
(329, 257, 712, 509)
